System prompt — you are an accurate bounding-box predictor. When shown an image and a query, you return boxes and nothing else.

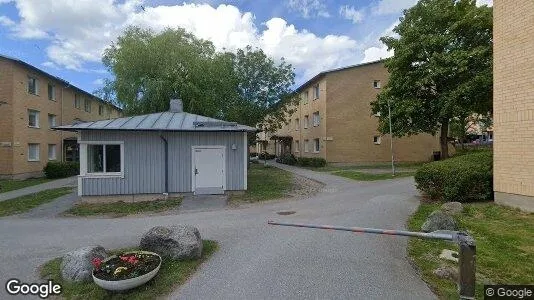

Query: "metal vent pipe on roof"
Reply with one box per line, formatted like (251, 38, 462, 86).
(169, 98, 183, 113)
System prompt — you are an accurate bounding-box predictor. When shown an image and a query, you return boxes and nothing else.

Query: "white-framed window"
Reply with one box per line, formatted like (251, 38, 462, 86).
(374, 136, 382, 145)
(84, 98, 91, 112)
(74, 94, 81, 109)
(314, 84, 320, 99)
(304, 115, 309, 129)
(48, 114, 57, 127)
(98, 104, 104, 116)
(295, 140, 300, 152)
(304, 139, 309, 152)
(48, 83, 55, 100)
(313, 138, 320, 153)
(28, 143, 40, 161)
(80, 142, 124, 177)
(28, 109, 40, 128)
(28, 76, 38, 95)
(373, 80, 381, 89)
(312, 111, 320, 127)
(302, 91, 309, 104)
(48, 144, 57, 160)
(295, 118, 299, 131)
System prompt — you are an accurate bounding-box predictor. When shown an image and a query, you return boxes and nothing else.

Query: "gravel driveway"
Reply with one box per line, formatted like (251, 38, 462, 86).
(0, 164, 435, 300)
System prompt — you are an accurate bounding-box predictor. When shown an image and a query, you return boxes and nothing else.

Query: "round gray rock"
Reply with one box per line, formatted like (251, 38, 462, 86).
(441, 202, 463, 215)
(433, 266, 458, 281)
(60, 245, 107, 282)
(140, 225, 202, 260)
(421, 210, 458, 232)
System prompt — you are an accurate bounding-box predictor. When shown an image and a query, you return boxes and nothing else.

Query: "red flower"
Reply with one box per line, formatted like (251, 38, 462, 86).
(92, 257, 102, 269)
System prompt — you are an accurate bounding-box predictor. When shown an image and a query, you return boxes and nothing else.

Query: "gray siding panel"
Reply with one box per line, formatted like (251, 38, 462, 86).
(80, 130, 246, 196)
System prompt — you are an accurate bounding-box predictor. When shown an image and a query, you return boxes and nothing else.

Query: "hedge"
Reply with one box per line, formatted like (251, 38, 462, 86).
(258, 152, 276, 160)
(296, 157, 327, 168)
(276, 153, 297, 165)
(414, 151, 493, 202)
(43, 161, 80, 179)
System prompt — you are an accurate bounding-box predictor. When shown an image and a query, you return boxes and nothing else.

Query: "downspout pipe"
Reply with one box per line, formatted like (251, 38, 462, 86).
(159, 134, 169, 194)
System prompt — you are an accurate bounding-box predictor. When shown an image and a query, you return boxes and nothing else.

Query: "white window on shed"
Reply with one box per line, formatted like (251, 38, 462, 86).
(86, 143, 123, 175)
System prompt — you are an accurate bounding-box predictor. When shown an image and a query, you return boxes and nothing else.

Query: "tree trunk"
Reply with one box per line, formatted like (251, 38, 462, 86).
(440, 118, 449, 159)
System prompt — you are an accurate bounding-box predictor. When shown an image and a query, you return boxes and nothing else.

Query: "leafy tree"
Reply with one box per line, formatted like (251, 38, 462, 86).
(100, 27, 297, 137)
(371, 0, 492, 158)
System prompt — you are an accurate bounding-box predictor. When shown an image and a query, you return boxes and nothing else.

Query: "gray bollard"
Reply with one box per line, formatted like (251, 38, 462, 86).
(457, 232, 476, 300)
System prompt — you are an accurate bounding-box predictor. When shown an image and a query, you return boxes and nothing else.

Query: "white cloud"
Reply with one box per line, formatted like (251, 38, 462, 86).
(0, 15, 15, 26)
(286, 0, 330, 19)
(476, 0, 493, 7)
(360, 20, 398, 63)
(372, 0, 417, 15)
(41, 61, 59, 69)
(339, 5, 364, 24)
(92, 78, 104, 85)
(4, 1, 358, 80)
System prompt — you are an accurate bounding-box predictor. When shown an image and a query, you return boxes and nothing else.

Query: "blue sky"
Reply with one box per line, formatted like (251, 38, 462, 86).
(0, 0, 491, 94)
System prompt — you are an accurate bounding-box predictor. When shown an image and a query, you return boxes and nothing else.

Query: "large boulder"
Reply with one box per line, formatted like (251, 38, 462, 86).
(60, 246, 107, 282)
(441, 202, 463, 215)
(433, 266, 458, 281)
(421, 210, 458, 232)
(140, 225, 202, 260)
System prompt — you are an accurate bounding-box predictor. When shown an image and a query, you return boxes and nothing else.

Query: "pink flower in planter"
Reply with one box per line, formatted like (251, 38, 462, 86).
(92, 257, 102, 269)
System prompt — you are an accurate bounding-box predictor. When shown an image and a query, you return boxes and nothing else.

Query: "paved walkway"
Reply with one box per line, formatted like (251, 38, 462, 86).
(180, 194, 228, 212)
(0, 166, 434, 300)
(18, 191, 78, 218)
(0, 176, 77, 202)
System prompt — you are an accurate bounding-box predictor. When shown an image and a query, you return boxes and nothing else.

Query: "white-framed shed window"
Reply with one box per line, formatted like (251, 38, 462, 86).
(304, 115, 309, 129)
(48, 144, 57, 160)
(48, 83, 56, 101)
(312, 111, 320, 127)
(313, 138, 320, 153)
(295, 118, 299, 131)
(295, 140, 300, 152)
(28, 143, 40, 161)
(373, 136, 382, 145)
(373, 80, 381, 89)
(28, 76, 39, 95)
(28, 109, 40, 128)
(304, 139, 309, 152)
(48, 114, 57, 127)
(81, 142, 124, 177)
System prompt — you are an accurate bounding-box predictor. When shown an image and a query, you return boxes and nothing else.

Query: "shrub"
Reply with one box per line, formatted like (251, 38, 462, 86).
(258, 152, 276, 160)
(296, 157, 326, 167)
(414, 151, 493, 202)
(249, 152, 258, 158)
(276, 153, 297, 165)
(43, 161, 80, 179)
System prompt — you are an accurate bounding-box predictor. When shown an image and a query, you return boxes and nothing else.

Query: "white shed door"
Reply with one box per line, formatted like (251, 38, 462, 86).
(193, 147, 225, 195)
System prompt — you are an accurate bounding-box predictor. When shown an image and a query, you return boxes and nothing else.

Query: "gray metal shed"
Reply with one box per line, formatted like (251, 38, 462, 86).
(55, 99, 257, 200)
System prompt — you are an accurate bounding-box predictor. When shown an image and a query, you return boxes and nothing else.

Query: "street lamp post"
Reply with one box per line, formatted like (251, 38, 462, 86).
(386, 98, 395, 176)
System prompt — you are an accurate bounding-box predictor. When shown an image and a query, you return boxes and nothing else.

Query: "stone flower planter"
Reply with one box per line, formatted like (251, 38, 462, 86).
(92, 251, 161, 291)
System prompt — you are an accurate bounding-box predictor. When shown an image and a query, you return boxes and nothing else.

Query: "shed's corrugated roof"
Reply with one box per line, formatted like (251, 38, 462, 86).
(54, 112, 257, 132)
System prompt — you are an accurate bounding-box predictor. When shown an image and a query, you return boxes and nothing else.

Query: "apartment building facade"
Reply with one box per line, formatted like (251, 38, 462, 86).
(0, 55, 121, 179)
(257, 60, 441, 163)
(493, 0, 534, 211)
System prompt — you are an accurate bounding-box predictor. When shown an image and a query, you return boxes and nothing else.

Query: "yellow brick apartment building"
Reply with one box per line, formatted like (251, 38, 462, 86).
(0, 55, 121, 179)
(258, 60, 441, 163)
(493, 0, 534, 211)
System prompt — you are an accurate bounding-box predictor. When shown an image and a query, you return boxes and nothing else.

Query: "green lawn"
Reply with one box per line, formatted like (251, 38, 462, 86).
(332, 170, 416, 181)
(0, 187, 73, 217)
(230, 164, 293, 203)
(407, 202, 534, 299)
(0, 178, 53, 193)
(64, 198, 183, 217)
(40, 240, 218, 300)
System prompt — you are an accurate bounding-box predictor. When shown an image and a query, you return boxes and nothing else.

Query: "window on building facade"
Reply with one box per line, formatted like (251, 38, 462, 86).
(373, 136, 382, 145)
(295, 140, 300, 152)
(28, 76, 38, 95)
(304, 115, 309, 129)
(302, 91, 309, 104)
(312, 112, 320, 127)
(48, 144, 57, 160)
(295, 118, 299, 131)
(374, 111, 381, 117)
(48, 83, 55, 100)
(28, 110, 40, 128)
(86, 143, 123, 175)
(28, 143, 40, 161)
(99, 104, 104, 116)
(373, 80, 381, 89)
(84, 98, 91, 112)
(48, 114, 57, 127)
(314, 84, 320, 99)
(313, 138, 320, 153)
(74, 94, 81, 109)
(304, 139, 309, 152)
